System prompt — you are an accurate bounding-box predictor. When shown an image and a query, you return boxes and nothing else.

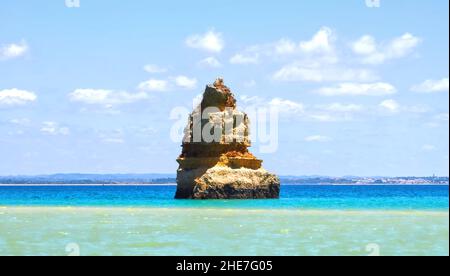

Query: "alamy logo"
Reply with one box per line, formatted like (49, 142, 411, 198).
(170, 105, 279, 154)
(365, 0, 380, 8)
(366, 243, 381, 256)
(65, 0, 80, 8)
(65, 243, 81, 256)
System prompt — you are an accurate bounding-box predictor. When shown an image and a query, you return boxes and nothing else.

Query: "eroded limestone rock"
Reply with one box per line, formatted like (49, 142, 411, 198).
(175, 78, 280, 199)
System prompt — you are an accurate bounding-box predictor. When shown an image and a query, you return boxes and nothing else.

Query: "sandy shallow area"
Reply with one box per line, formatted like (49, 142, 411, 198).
(0, 207, 448, 256)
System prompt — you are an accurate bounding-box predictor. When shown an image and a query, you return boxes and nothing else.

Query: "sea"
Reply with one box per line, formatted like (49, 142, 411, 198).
(0, 184, 448, 256)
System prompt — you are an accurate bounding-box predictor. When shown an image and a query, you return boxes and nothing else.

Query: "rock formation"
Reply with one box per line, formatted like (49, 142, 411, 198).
(175, 78, 280, 199)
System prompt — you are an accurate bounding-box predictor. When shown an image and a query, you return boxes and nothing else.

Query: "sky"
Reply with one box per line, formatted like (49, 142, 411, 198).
(0, 0, 449, 176)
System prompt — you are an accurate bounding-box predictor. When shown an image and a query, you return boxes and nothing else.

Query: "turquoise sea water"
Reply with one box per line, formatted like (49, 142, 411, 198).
(0, 185, 448, 256)
(0, 185, 448, 210)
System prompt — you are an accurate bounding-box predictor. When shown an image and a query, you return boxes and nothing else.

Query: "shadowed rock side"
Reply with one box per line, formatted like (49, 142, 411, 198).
(175, 78, 280, 199)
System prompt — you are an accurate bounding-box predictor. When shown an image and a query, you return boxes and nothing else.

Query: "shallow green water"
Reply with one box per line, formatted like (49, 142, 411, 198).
(0, 207, 448, 256)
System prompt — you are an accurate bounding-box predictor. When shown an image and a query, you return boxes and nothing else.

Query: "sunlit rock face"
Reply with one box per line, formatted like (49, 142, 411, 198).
(175, 78, 280, 199)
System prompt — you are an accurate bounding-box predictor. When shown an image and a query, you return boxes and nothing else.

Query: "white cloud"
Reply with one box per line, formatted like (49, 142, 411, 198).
(314, 82, 396, 96)
(351, 33, 421, 64)
(231, 27, 337, 65)
(69, 89, 149, 106)
(143, 64, 167, 74)
(137, 76, 198, 92)
(411, 78, 449, 93)
(186, 30, 224, 53)
(379, 99, 400, 113)
(389, 33, 421, 57)
(240, 96, 361, 122)
(10, 118, 31, 125)
(174, 76, 197, 90)
(137, 79, 169, 92)
(299, 27, 334, 53)
(304, 135, 332, 142)
(308, 114, 343, 122)
(40, 122, 70, 136)
(311, 99, 427, 121)
(272, 33, 369, 82)
(351, 35, 377, 55)
(378, 99, 428, 115)
(307, 111, 356, 122)
(0, 88, 37, 106)
(199, 57, 222, 68)
(274, 39, 297, 55)
(229, 53, 259, 65)
(273, 64, 377, 82)
(0, 41, 28, 60)
(308, 103, 364, 122)
(421, 144, 436, 152)
(239, 95, 264, 105)
(269, 98, 304, 114)
(319, 103, 364, 112)
(240, 95, 304, 116)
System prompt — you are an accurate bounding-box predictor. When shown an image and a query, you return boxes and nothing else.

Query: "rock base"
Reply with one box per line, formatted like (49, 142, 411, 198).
(175, 166, 280, 199)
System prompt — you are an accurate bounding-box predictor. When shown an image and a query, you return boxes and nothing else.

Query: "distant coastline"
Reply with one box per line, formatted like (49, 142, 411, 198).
(0, 174, 448, 186)
(0, 183, 448, 187)
(0, 183, 177, 186)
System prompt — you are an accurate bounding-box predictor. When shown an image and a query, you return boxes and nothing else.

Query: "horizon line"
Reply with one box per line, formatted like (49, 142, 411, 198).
(0, 173, 448, 178)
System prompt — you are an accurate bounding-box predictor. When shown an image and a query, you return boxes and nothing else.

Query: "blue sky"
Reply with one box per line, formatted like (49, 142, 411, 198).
(0, 0, 448, 176)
